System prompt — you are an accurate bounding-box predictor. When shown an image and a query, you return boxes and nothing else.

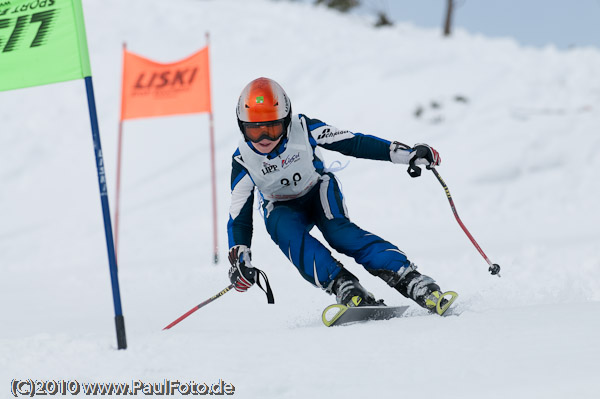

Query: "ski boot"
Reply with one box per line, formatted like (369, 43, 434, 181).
(371, 265, 457, 315)
(398, 270, 457, 315)
(330, 268, 385, 308)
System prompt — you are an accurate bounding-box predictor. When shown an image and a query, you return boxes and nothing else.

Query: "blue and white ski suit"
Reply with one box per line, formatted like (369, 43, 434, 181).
(228, 114, 416, 291)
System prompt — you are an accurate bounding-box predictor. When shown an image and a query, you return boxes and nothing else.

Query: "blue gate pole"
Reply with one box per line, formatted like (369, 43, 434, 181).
(84, 76, 127, 350)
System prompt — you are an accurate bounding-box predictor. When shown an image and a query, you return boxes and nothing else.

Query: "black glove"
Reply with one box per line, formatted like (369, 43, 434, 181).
(412, 143, 441, 167)
(406, 143, 441, 177)
(228, 245, 257, 292)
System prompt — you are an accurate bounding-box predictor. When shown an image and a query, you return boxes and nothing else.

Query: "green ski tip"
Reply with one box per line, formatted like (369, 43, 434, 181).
(436, 291, 459, 316)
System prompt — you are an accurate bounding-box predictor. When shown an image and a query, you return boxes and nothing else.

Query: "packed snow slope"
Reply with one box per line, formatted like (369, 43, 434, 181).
(1, 0, 600, 398)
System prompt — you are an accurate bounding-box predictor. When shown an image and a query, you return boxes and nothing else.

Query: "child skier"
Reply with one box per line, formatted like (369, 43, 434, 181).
(227, 77, 456, 314)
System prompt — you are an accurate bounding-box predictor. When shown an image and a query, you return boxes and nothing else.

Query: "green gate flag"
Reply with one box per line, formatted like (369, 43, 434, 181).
(0, 0, 91, 92)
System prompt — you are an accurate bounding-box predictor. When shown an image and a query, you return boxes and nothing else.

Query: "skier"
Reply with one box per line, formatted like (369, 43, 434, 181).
(227, 77, 456, 315)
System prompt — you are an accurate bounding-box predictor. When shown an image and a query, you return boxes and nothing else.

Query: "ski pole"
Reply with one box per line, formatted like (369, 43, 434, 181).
(429, 166, 501, 277)
(408, 159, 501, 276)
(163, 284, 234, 330)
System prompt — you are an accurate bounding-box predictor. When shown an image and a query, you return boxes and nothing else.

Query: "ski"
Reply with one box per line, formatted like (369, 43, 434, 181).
(322, 304, 410, 327)
(431, 290, 459, 316)
(321, 291, 459, 327)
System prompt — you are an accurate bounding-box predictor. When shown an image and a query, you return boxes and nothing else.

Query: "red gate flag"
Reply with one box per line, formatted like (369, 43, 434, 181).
(120, 47, 212, 120)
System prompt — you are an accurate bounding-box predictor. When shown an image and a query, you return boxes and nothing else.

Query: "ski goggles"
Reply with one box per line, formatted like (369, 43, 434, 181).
(241, 119, 285, 143)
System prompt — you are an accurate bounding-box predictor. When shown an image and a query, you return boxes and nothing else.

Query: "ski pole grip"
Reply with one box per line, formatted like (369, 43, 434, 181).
(407, 158, 422, 178)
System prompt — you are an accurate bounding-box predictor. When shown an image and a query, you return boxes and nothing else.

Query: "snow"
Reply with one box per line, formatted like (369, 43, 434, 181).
(1, 0, 600, 397)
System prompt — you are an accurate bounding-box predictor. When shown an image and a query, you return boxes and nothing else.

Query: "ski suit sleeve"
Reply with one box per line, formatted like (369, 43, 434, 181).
(227, 150, 255, 248)
(304, 115, 405, 161)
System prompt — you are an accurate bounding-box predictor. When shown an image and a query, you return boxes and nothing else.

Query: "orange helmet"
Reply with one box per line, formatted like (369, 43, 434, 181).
(236, 77, 292, 143)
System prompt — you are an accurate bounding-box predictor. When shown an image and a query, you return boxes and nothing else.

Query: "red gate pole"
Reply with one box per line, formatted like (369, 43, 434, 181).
(206, 32, 219, 264)
(114, 42, 127, 258)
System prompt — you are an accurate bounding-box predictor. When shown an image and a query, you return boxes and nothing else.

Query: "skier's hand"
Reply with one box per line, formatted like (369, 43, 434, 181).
(228, 245, 257, 292)
(389, 141, 441, 168)
(411, 144, 441, 168)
